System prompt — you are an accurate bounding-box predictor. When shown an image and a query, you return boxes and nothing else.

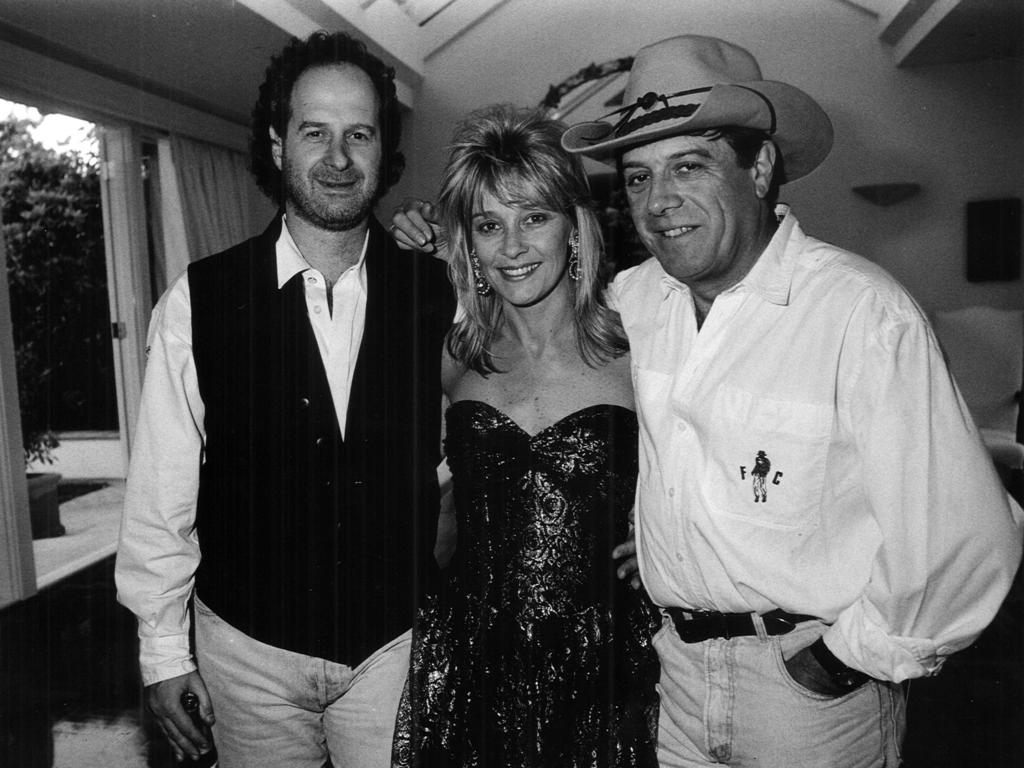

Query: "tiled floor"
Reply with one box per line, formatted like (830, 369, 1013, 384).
(1, 491, 1021, 767)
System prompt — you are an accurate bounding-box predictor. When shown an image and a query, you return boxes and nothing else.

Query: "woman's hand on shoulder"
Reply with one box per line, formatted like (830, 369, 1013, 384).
(390, 198, 447, 258)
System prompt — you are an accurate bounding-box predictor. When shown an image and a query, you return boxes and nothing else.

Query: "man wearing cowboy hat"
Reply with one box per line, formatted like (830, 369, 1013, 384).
(563, 35, 1022, 767)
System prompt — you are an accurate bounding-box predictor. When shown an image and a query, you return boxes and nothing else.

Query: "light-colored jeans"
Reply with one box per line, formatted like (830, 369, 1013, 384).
(654, 614, 906, 767)
(194, 597, 410, 768)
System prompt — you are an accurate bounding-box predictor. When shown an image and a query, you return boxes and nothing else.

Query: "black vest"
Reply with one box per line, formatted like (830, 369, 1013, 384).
(188, 216, 454, 664)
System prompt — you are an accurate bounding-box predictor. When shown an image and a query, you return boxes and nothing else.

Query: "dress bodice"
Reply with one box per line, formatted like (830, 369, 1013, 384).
(445, 401, 640, 620)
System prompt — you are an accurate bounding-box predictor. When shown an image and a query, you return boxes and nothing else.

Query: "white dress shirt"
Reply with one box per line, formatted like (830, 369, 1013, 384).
(611, 206, 1023, 682)
(115, 219, 368, 685)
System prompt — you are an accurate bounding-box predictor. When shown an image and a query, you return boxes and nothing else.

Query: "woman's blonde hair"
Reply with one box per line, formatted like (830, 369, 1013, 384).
(440, 104, 627, 375)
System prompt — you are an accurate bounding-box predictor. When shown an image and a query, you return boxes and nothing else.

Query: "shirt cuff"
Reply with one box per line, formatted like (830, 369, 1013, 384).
(138, 632, 196, 687)
(824, 612, 943, 683)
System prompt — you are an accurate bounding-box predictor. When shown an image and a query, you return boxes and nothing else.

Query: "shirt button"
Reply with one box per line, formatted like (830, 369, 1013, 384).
(306, 275, 316, 284)
(299, 397, 310, 408)
(314, 305, 322, 314)
(668, 488, 675, 497)
(676, 421, 687, 432)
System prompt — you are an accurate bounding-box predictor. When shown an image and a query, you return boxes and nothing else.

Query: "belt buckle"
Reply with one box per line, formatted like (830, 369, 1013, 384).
(709, 612, 733, 640)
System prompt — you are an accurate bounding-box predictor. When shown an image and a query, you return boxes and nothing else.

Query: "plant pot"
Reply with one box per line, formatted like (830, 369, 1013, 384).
(27, 472, 65, 539)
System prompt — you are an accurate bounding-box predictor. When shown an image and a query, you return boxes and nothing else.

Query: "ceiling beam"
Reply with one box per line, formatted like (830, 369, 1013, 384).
(0, 37, 249, 152)
(236, 0, 422, 108)
(877, 0, 941, 45)
(320, 0, 423, 75)
(889, 0, 959, 64)
(420, 0, 509, 60)
(238, 0, 510, 104)
(842, 0, 1021, 68)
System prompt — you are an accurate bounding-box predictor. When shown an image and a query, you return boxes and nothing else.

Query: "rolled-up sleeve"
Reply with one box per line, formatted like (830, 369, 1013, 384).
(824, 301, 1023, 682)
(114, 274, 206, 686)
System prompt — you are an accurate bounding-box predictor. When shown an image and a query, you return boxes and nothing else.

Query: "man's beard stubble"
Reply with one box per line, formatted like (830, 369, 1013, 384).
(283, 157, 380, 232)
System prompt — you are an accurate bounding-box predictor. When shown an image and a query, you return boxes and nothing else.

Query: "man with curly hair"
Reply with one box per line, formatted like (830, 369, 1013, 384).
(116, 31, 455, 766)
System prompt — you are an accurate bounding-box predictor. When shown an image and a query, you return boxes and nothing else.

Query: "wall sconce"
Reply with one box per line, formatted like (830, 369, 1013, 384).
(852, 183, 922, 206)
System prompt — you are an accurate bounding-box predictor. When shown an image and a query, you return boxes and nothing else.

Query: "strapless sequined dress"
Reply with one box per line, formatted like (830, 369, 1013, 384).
(392, 400, 660, 768)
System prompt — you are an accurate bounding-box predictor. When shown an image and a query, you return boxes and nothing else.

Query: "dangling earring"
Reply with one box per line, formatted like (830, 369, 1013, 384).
(470, 250, 492, 296)
(567, 230, 581, 282)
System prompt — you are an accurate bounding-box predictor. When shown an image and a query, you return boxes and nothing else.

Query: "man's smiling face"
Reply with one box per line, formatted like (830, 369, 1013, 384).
(621, 133, 770, 297)
(271, 63, 382, 231)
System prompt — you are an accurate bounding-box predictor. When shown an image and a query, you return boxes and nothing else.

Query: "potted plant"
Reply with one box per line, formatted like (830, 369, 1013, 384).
(26, 466, 64, 539)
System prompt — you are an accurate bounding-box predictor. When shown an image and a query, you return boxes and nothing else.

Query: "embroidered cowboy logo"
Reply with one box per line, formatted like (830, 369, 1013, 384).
(740, 452, 783, 502)
(751, 450, 771, 502)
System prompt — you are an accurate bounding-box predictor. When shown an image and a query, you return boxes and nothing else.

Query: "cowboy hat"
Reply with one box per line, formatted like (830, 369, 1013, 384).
(561, 35, 833, 182)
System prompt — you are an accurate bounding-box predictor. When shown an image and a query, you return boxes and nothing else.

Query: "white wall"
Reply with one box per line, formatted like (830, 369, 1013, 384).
(387, 0, 1023, 312)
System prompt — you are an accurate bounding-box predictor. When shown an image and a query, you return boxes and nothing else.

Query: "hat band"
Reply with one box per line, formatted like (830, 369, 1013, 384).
(611, 83, 779, 140)
(617, 103, 700, 137)
(604, 86, 711, 135)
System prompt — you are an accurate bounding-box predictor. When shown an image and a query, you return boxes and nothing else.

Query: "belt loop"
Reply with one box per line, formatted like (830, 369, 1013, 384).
(661, 608, 675, 633)
(751, 612, 769, 642)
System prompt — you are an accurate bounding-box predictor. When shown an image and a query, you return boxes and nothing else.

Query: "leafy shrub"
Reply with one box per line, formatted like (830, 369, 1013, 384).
(1, 116, 111, 465)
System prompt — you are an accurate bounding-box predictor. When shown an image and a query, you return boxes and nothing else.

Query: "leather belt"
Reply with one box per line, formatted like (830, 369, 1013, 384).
(665, 607, 819, 643)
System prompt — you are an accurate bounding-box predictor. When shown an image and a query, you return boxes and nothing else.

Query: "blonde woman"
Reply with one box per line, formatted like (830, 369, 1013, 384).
(391, 105, 659, 767)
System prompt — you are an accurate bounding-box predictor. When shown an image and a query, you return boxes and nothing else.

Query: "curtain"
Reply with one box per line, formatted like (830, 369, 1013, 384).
(168, 134, 253, 273)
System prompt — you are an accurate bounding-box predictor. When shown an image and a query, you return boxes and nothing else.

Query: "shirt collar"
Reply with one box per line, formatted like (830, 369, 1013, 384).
(274, 213, 370, 290)
(732, 203, 796, 306)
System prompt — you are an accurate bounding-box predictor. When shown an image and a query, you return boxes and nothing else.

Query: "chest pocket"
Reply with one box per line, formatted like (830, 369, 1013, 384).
(701, 384, 833, 530)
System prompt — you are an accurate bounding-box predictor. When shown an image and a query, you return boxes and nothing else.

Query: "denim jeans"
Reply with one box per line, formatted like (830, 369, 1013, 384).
(194, 597, 410, 768)
(654, 614, 906, 767)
